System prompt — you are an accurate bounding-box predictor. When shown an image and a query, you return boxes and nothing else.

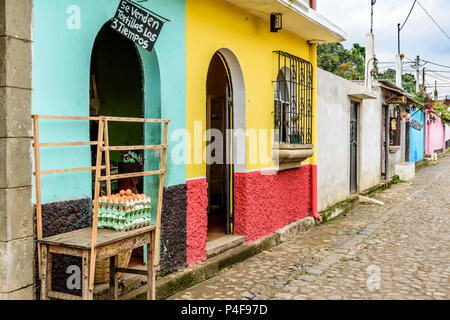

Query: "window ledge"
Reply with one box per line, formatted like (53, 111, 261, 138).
(389, 145, 401, 153)
(272, 144, 314, 171)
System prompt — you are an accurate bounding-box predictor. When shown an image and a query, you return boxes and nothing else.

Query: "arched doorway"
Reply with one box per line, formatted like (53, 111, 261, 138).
(206, 52, 233, 241)
(89, 23, 145, 194)
(89, 22, 145, 266)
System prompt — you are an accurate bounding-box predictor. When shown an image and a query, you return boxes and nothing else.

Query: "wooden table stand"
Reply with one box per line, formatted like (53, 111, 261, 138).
(33, 115, 169, 300)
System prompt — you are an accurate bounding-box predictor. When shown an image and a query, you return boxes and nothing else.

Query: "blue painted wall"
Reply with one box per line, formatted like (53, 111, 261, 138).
(32, 0, 186, 204)
(409, 107, 425, 163)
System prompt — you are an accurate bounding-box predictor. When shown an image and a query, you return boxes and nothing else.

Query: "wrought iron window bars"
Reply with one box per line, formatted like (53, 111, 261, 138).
(274, 51, 313, 145)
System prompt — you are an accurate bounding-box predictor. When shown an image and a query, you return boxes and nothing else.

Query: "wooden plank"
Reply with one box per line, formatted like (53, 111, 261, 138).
(37, 166, 106, 176)
(33, 116, 43, 278)
(40, 244, 48, 300)
(95, 233, 151, 261)
(154, 122, 168, 265)
(47, 250, 53, 295)
(115, 268, 148, 276)
(89, 119, 105, 291)
(48, 245, 84, 257)
(147, 233, 156, 300)
(104, 120, 111, 195)
(98, 170, 165, 181)
(38, 226, 156, 250)
(81, 251, 90, 300)
(34, 115, 101, 121)
(102, 116, 169, 123)
(109, 256, 118, 300)
(48, 291, 82, 301)
(102, 144, 168, 152)
(38, 141, 99, 147)
(34, 115, 168, 123)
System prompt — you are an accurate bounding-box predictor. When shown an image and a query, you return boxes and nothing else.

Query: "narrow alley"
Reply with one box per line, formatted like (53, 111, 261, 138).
(170, 154, 450, 300)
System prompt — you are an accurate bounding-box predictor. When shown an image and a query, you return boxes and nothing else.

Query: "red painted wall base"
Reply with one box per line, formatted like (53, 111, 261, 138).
(186, 165, 314, 265)
(186, 178, 208, 266)
(234, 165, 313, 242)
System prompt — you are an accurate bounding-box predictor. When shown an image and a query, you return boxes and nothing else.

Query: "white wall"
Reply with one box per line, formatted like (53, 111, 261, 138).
(317, 69, 382, 212)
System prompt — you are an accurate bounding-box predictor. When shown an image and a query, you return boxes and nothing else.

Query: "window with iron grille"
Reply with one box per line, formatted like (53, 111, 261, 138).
(274, 51, 313, 145)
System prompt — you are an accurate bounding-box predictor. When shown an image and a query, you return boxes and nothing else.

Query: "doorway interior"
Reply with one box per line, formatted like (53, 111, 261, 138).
(381, 105, 388, 180)
(89, 23, 145, 267)
(206, 52, 233, 242)
(350, 101, 359, 194)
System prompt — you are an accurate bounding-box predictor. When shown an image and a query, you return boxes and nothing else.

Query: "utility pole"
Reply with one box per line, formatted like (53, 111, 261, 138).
(423, 67, 426, 90)
(396, 54, 403, 88)
(371, 0, 376, 33)
(366, 0, 376, 90)
(416, 56, 420, 92)
(434, 81, 438, 100)
(397, 23, 401, 55)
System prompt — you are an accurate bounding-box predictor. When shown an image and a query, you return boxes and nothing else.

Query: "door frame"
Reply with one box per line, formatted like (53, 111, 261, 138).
(206, 52, 235, 235)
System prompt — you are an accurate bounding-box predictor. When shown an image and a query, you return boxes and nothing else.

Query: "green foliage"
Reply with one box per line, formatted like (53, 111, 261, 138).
(318, 43, 418, 94)
(317, 43, 366, 80)
(377, 68, 417, 95)
(413, 89, 450, 125)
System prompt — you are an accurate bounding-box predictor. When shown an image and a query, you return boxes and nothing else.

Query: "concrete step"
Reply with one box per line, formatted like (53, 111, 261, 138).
(206, 235, 246, 258)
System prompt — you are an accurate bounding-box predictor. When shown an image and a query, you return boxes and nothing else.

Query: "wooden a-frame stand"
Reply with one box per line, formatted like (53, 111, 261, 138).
(33, 115, 169, 300)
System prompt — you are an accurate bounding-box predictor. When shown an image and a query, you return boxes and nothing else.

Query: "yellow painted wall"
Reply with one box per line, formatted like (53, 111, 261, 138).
(186, 0, 317, 179)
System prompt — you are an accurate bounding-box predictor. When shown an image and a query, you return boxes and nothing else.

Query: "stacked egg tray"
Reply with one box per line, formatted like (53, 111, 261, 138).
(96, 190, 152, 232)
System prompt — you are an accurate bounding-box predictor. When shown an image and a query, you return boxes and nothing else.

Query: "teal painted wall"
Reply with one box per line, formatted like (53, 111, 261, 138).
(32, 0, 186, 204)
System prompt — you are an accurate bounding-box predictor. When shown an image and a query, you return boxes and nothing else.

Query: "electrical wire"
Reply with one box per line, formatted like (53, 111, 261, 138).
(400, 0, 417, 31)
(426, 70, 450, 73)
(422, 60, 450, 69)
(427, 71, 450, 82)
(416, 0, 450, 41)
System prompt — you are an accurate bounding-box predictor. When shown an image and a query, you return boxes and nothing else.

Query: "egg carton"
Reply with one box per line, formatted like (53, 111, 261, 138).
(96, 197, 152, 232)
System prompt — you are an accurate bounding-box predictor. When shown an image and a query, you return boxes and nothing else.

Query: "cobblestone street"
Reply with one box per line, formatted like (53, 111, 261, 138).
(170, 154, 450, 300)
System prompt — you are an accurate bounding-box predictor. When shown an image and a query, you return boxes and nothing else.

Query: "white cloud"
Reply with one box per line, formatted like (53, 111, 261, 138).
(318, 0, 450, 98)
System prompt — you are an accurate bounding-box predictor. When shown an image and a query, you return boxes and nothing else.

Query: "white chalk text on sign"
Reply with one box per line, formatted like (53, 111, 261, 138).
(111, 0, 164, 52)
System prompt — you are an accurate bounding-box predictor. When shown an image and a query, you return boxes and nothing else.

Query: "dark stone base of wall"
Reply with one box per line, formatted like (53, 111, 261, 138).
(160, 184, 187, 275)
(34, 198, 92, 299)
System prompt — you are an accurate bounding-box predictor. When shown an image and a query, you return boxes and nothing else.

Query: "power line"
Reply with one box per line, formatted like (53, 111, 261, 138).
(426, 71, 450, 82)
(422, 60, 450, 69)
(416, 0, 450, 41)
(426, 70, 450, 73)
(400, 0, 417, 31)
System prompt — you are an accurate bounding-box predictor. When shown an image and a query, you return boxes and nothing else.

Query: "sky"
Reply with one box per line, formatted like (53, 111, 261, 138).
(318, 0, 450, 99)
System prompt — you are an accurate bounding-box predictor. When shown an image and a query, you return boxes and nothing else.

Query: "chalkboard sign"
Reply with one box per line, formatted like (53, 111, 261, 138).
(410, 119, 424, 131)
(111, 0, 165, 52)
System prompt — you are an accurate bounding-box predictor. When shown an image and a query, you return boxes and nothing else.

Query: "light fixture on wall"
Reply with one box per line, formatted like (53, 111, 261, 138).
(271, 13, 283, 33)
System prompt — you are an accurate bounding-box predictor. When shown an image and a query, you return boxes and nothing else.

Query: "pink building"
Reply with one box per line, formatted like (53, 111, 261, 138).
(426, 111, 447, 155)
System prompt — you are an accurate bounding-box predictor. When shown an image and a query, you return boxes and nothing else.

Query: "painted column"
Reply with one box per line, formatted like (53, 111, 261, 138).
(365, 33, 375, 89)
(310, 43, 319, 220)
(0, 0, 35, 300)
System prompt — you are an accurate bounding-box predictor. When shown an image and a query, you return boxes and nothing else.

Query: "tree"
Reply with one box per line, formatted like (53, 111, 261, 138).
(317, 43, 366, 81)
(377, 68, 417, 95)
